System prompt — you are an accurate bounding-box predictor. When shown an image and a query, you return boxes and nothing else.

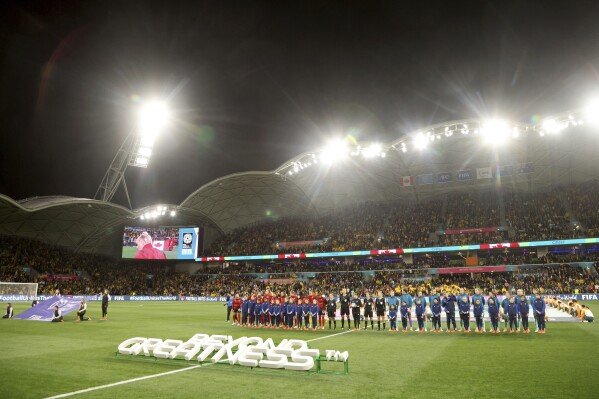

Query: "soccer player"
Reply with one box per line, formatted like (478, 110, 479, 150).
(318, 294, 327, 329)
(363, 292, 375, 330)
(248, 295, 257, 327)
(487, 297, 500, 333)
(400, 289, 414, 331)
(296, 296, 303, 330)
(458, 296, 470, 333)
(326, 293, 337, 330)
(375, 291, 387, 330)
(500, 291, 511, 332)
(253, 295, 262, 327)
(472, 288, 485, 332)
(51, 305, 63, 322)
(514, 289, 523, 332)
(241, 294, 249, 326)
(442, 292, 457, 332)
(533, 293, 547, 334)
(518, 294, 530, 333)
(232, 294, 243, 326)
(285, 296, 296, 329)
(310, 299, 319, 330)
(350, 292, 362, 330)
(456, 288, 469, 331)
(3, 303, 13, 319)
(272, 298, 282, 328)
(507, 296, 518, 333)
(431, 297, 442, 332)
(302, 298, 311, 331)
(76, 298, 91, 322)
(339, 288, 351, 330)
(400, 300, 410, 332)
(415, 296, 426, 332)
(260, 297, 270, 327)
(388, 304, 398, 332)
(100, 289, 110, 320)
(415, 291, 427, 331)
(473, 298, 484, 333)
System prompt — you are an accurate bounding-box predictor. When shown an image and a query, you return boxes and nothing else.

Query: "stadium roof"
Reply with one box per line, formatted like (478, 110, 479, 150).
(2, 114, 598, 256)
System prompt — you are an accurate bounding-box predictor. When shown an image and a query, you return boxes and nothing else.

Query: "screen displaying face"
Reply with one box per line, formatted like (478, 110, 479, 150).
(122, 226, 201, 260)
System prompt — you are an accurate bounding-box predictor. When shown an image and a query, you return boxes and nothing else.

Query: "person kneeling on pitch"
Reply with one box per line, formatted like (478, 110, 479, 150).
(51, 306, 63, 323)
(582, 305, 594, 322)
(76, 298, 91, 322)
(3, 303, 13, 319)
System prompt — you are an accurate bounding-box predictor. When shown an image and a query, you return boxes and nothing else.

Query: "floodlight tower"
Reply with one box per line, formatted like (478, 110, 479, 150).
(94, 101, 168, 208)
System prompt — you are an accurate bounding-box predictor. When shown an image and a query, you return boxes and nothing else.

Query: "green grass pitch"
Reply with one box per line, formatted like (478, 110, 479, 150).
(1, 301, 599, 399)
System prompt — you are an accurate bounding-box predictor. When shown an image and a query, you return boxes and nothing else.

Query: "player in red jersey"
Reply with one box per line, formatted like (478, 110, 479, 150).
(317, 293, 327, 329)
(231, 294, 243, 326)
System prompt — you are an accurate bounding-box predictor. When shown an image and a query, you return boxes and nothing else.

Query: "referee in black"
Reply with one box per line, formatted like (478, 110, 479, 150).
(339, 288, 351, 330)
(363, 292, 375, 330)
(101, 289, 110, 320)
(326, 293, 337, 330)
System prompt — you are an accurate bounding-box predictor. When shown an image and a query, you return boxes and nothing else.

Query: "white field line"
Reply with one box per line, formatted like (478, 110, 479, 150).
(43, 330, 351, 398)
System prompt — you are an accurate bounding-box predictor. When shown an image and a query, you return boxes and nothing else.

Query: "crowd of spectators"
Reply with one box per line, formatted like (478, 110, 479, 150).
(204, 184, 599, 256)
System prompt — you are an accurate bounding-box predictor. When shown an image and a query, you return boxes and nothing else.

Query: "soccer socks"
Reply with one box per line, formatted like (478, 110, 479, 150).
(371, 320, 374, 329)
(383, 322, 386, 330)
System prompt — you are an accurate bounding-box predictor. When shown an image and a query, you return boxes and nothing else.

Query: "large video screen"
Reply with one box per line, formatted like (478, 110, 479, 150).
(122, 226, 202, 260)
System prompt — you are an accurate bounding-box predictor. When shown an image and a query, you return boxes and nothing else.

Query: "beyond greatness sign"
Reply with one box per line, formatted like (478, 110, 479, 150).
(117, 333, 348, 372)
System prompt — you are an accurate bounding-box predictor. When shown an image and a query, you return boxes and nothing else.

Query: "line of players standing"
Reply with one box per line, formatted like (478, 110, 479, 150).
(225, 287, 548, 334)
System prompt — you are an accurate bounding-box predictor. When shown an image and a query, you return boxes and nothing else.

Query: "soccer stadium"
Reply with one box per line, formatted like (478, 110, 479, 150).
(2, 2, 599, 399)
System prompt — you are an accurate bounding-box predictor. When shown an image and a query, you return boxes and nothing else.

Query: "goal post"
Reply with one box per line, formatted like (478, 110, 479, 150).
(0, 282, 38, 301)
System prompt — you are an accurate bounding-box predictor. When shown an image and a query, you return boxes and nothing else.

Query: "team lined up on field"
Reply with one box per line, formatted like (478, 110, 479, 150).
(225, 287, 573, 334)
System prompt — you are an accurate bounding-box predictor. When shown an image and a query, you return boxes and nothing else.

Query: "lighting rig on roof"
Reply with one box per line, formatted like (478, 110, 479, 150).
(276, 99, 596, 178)
(138, 205, 178, 220)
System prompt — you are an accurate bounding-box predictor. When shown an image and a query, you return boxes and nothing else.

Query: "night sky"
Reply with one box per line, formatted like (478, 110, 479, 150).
(2, 0, 599, 209)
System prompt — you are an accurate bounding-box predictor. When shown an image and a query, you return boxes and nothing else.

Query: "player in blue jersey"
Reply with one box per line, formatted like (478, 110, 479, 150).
(414, 296, 426, 332)
(533, 293, 547, 334)
(500, 292, 510, 332)
(241, 294, 249, 326)
(487, 297, 500, 333)
(472, 288, 485, 332)
(431, 297, 442, 332)
(442, 292, 457, 332)
(388, 305, 398, 332)
(473, 298, 484, 333)
(247, 295, 256, 327)
(507, 296, 518, 333)
(260, 298, 270, 328)
(518, 294, 530, 333)
(458, 296, 471, 333)
(302, 298, 311, 331)
(400, 289, 413, 331)
(310, 299, 319, 330)
(400, 300, 410, 332)
(456, 288, 470, 331)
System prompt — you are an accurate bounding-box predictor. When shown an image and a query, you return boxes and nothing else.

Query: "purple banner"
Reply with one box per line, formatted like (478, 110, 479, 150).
(13, 296, 82, 322)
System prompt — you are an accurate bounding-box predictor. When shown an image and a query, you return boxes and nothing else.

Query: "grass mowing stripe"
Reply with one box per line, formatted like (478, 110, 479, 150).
(42, 365, 201, 399)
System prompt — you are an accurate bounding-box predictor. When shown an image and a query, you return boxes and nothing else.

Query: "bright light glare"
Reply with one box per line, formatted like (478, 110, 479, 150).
(362, 143, 382, 158)
(320, 138, 348, 163)
(170, 210, 176, 217)
(139, 101, 169, 137)
(481, 120, 509, 145)
(585, 99, 599, 125)
(413, 134, 428, 150)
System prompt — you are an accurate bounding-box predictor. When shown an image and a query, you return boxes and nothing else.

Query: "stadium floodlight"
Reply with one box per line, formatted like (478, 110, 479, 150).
(480, 119, 509, 145)
(170, 210, 176, 217)
(139, 100, 169, 138)
(413, 133, 428, 150)
(362, 143, 382, 158)
(542, 118, 565, 134)
(320, 138, 349, 163)
(584, 99, 599, 125)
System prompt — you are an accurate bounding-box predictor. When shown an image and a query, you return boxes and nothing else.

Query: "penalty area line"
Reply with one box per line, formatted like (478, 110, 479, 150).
(43, 365, 201, 399)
